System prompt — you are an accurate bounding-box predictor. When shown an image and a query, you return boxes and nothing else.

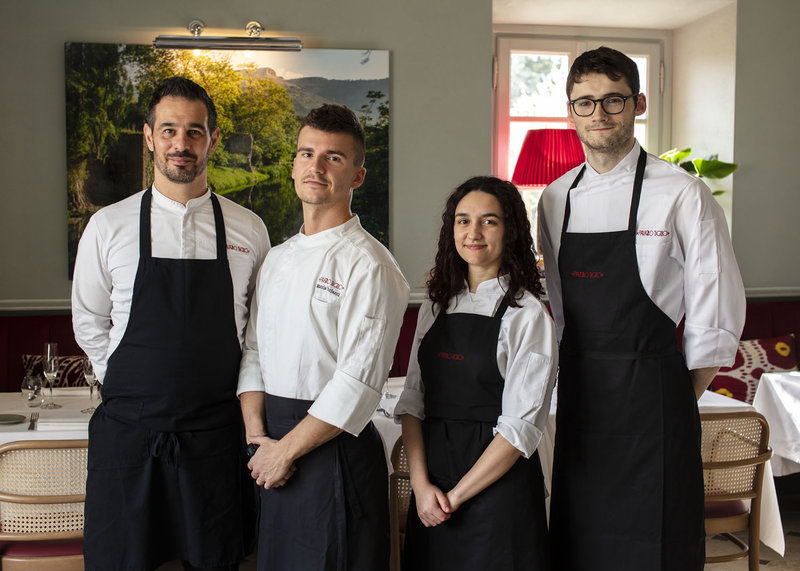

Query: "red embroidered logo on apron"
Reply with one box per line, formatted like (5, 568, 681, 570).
(570, 271, 604, 279)
(437, 352, 465, 361)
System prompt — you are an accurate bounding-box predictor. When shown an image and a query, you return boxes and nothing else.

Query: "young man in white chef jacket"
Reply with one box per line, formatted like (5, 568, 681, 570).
(538, 47, 746, 571)
(237, 104, 409, 571)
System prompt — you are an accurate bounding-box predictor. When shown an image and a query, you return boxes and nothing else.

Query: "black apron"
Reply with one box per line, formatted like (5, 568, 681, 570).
(257, 394, 389, 571)
(403, 300, 550, 571)
(84, 189, 255, 570)
(549, 149, 704, 570)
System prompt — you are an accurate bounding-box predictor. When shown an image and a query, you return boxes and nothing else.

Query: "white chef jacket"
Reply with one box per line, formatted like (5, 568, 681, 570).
(236, 215, 410, 436)
(537, 142, 746, 370)
(394, 276, 558, 459)
(72, 187, 270, 382)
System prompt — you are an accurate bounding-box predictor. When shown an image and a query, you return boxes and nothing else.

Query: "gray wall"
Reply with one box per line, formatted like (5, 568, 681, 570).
(672, 3, 737, 229)
(733, 0, 800, 297)
(0, 0, 492, 310)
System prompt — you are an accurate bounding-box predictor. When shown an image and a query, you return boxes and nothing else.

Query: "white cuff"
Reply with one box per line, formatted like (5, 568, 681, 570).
(494, 416, 543, 459)
(683, 324, 740, 370)
(236, 348, 265, 396)
(308, 369, 382, 435)
(393, 387, 425, 423)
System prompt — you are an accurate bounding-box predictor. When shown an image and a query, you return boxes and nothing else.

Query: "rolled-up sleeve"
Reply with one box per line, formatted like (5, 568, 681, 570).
(677, 180, 745, 370)
(71, 215, 113, 382)
(309, 262, 410, 435)
(495, 302, 558, 458)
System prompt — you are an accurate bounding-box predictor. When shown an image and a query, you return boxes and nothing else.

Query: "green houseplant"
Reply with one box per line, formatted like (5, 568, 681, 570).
(659, 148, 738, 196)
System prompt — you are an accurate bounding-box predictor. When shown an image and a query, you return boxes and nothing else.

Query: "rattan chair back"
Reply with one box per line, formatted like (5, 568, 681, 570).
(389, 436, 411, 571)
(0, 439, 89, 542)
(700, 411, 771, 570)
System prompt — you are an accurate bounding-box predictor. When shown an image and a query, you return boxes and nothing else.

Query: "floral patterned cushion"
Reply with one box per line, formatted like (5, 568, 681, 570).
(710, 334, 798, 403)
(21, 354, 86, 388)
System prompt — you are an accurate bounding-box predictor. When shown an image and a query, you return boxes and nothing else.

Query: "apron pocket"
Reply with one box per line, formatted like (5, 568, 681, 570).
(88, 407, 150, 469)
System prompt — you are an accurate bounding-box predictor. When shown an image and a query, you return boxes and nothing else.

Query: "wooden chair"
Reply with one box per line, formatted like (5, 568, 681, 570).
(701, 411, 771, 571)
(389, 436, 411, 571)
(0, 439, 88, 570)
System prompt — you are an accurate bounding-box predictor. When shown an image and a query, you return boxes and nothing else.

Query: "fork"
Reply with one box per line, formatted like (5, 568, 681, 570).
(27, 412, 39, 431)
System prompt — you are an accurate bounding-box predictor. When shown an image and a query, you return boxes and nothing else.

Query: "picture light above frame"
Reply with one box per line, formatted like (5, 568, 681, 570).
(154, 20, 302, 51)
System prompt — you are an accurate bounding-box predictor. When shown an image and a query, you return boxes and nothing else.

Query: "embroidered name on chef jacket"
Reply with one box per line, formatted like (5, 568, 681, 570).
(316, 276, 345, 297)
(636, 229, 671, 237)
(227, 243, 251, 254)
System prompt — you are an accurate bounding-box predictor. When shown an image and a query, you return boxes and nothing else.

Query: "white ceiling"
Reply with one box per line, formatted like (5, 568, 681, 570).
(493, 0, 736, 30)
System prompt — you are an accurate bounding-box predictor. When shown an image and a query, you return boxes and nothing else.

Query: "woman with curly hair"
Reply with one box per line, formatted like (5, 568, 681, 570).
(394, 176, 557, 570)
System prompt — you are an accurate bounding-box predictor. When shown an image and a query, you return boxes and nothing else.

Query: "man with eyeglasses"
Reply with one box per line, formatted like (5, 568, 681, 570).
(538, 47, 745, 571)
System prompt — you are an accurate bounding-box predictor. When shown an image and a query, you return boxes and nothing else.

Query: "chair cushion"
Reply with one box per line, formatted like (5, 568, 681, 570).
(0, 538, 83, 557)
(705, 500, 748, 519)
(710, 334, 798, 403)
(20, 355, 86, 388)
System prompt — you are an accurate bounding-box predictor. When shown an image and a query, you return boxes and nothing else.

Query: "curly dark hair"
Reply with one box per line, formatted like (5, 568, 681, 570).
(427, 176, 544, 311)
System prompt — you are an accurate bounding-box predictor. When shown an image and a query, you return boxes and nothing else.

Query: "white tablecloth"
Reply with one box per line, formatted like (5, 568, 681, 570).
(0, 388, 93, 445)
(753, 371, 800, 477)
(377, 381, 785, 556)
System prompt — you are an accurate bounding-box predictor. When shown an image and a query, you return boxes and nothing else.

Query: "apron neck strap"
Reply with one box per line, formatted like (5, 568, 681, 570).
(562, 166, 586, 231)
(140, 188, 153, 260)
(494, 298, 510, 320)
(209, 193, 227, 261)
(627, 147, 648, 232)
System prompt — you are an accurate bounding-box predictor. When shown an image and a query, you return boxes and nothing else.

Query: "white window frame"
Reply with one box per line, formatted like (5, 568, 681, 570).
(493, 28, 672, 181)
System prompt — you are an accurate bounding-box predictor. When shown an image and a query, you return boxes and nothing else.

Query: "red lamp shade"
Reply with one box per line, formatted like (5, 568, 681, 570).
(512, 128, 585, 186)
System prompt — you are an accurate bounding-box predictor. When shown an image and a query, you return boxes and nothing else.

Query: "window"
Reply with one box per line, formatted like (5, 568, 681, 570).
(494, 36, 665, 181)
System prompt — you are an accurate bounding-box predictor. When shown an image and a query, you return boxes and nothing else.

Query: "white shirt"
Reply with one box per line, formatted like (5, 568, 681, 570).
(237, 215, 410, 436)
(394, 276, 558, 459)
(72, 187, 270, 381)
(537, 142, 746, 370)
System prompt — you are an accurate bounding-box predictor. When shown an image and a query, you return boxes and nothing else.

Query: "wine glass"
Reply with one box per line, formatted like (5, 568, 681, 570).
(20, 369, 42, 407)
(81, 357, 98, 414)
(41, 342, 62, 409)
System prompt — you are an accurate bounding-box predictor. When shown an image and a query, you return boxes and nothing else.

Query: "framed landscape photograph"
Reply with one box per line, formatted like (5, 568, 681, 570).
(65, 43, 390, 275)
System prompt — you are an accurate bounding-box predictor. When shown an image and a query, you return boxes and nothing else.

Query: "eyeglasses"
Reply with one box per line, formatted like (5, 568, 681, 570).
(569, 94, 638, 117)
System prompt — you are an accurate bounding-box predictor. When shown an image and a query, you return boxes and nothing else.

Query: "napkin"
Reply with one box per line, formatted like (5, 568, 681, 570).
(36, 409, 91, 431)
(50, 387, 91, 397)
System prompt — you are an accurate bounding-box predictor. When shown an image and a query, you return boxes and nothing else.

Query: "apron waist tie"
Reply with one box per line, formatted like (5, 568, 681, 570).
(560, 346, 678, 360)
(150, 431, 182, 467)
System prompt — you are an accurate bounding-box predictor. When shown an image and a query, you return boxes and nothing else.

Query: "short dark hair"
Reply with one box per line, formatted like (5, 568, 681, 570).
(566, 46, 640, 99)
(300, 104, 366, 167)
(426, 176, 544, 311)
(145, 76, 218, 133)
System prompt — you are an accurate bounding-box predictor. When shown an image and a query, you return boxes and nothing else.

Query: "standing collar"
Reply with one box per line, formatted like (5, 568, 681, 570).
(151, 185, 211, 213)
(584, 140, 642, 179)
(296, 215, 361, 246)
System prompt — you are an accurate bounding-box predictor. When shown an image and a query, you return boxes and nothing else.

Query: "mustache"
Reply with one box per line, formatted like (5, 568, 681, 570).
(167, 151, 197, 160)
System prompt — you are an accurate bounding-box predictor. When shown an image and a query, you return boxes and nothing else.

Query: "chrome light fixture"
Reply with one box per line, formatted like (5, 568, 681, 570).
(154, 20, 302, 51)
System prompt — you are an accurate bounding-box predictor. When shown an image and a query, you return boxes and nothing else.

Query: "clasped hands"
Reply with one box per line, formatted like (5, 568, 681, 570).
(246, 435, 297, 489)
(412, 479, 463, 528)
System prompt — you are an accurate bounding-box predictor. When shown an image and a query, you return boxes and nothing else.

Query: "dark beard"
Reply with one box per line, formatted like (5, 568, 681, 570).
(155, 152, 206, 184)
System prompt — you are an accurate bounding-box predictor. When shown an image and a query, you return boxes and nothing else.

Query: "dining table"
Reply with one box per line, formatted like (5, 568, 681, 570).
(753, 371, 800, 477)
(373, 379, 786, 557)
(0, 387, 93, 445)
